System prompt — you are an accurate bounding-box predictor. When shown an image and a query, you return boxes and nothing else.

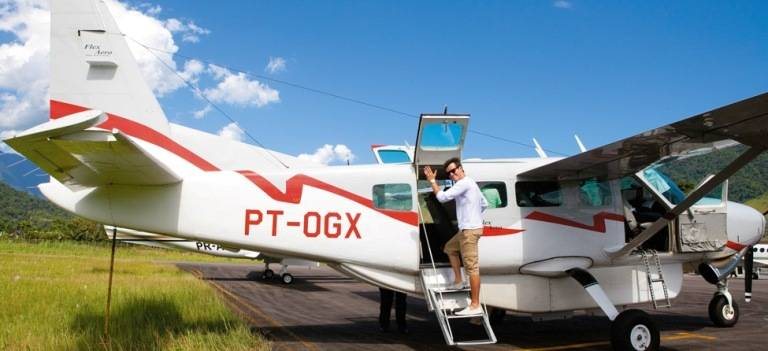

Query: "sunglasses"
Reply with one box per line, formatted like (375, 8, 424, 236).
(445, 166, 460, 175)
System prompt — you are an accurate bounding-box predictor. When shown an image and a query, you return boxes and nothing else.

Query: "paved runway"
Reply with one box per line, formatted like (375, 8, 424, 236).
(178, 263, 768, 350)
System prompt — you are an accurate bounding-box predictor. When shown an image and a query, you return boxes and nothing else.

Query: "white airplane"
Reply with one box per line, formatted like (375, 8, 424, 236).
(734, 243, 768, 280)
(3, 1, 768, 349)
(103, 226, 318, 284)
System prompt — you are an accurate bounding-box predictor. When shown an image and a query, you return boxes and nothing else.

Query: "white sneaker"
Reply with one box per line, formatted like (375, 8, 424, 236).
(455, 305, 483, 316)
(447, 280, 467, 290)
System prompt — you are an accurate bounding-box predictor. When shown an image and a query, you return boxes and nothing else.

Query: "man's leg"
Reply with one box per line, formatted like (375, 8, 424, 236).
(394, 292, 407, 332)
(443, 231, 464, 284)
(379, 288, 394, 331)
(460, 229, 483, 309)
(469, 273, 481, 308)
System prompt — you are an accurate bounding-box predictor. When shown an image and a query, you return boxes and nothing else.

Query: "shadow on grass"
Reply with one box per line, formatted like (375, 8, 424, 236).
(71, 296, 242, 350)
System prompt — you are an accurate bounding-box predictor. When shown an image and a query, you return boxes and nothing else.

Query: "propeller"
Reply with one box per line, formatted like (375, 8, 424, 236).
(745, 245, 754, 303)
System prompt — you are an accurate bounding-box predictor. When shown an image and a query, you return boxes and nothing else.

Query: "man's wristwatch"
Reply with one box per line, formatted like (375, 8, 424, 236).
(429, 179, 436, 184)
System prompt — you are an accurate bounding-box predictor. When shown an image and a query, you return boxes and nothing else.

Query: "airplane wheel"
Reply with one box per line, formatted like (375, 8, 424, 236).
(610, 309, 659, 351)
(489, 308, 506, 326)
(281, 273, 294, 284)
(753, 272, 759, 280)
(708, 294, 739, 327)
(263, 269, 275, 280)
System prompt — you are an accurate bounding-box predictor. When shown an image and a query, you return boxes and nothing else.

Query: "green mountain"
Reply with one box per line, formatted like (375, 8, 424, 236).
(658, 145, 768, 209)
(0, 181, 103, 240)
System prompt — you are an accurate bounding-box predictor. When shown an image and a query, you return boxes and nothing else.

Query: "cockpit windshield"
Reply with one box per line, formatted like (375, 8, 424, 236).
(642, 167, 686, 205)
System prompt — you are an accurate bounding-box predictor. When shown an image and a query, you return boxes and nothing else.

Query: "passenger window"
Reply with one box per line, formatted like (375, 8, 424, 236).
(377, 150, 411, 164)
(579, 179, 612, 207)
(515, 181, 562, 207)
(477, 181, 507, 209)
(372, 184, 413, 211)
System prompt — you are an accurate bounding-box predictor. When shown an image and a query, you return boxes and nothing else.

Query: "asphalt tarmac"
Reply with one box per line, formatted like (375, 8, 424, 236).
(177, 263, 768, 350)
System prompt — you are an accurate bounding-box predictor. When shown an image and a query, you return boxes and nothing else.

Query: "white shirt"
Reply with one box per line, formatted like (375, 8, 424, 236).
(436, 177, 488, 230)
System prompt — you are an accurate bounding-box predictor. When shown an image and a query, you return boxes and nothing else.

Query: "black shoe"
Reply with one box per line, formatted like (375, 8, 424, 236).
(397, 326, 409, 334)
(379, 325, 390, 332)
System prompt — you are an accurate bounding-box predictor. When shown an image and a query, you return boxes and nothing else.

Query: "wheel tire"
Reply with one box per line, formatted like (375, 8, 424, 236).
(708, 294, 739, 327)
(245, 271, 260, 280)
(281, 273, 294, 284)
(610, 309, 659, 351)
(263, 269, 275, 279)
(489, 308, 506, 326)
(753, 272, 759, 280)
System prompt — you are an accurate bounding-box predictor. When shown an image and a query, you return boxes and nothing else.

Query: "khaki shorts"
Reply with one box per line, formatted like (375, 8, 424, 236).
(443, 228, 483, 275)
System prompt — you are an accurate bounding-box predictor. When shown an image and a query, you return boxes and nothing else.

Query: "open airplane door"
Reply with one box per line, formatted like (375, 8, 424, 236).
(637, 168, 728, 252)
(413, 114, 469, 177)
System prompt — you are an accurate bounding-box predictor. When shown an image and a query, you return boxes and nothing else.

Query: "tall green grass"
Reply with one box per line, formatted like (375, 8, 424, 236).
(0, 239, 268, 350)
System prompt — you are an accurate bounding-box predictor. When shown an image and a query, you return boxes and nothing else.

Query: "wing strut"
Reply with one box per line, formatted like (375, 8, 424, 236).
(607, 146, 766, 259)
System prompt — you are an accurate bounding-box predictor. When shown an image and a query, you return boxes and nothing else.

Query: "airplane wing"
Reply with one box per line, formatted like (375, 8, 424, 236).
(3, 110, 181, 189)
(520, 93, 768, 181)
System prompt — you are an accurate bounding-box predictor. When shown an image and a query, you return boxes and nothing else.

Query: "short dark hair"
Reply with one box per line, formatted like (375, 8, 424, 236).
(443, 157, 461, 170)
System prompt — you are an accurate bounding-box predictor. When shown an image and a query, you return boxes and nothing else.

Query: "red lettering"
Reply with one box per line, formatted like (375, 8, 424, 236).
(324, 212, 342, 238)
(266, 210, 284, 236)
(345, 213, 361, 238)
(244, 209, 263, 236)
(304, 212, 321, 237)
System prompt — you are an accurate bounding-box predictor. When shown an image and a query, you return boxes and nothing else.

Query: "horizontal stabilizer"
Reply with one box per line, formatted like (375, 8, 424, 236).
(3, 111, 181, 189)
(521, 93, 768, 181)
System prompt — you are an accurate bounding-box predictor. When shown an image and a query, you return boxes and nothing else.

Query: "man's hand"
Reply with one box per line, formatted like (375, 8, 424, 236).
(423, 165, 436, 182)
(423, 166, 440, 195)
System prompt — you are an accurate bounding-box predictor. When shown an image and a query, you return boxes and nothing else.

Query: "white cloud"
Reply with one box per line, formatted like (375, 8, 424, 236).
(0, 0, 211, 134)
(164, 17, 210, 43)
(298, 144, 356, 165)
(0, 129, 20, 154)
(202, 65, 280, 107)
(0, 0, 50, 130)
(265, 56, 287, 74)
(193, 104, 212, 119)
(217, 122, 244, 142)
(553, 1, 572, 9)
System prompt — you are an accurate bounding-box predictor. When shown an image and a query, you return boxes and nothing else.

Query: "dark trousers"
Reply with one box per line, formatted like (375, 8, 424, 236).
(379, 288, 407, 331)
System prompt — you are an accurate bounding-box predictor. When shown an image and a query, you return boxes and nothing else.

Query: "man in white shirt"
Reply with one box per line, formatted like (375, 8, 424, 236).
(424, 157, 488, 316)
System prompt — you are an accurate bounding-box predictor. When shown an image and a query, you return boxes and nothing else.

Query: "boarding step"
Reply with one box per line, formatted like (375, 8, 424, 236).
(420, 267, 497, 346)
(639, 249, 672, 309)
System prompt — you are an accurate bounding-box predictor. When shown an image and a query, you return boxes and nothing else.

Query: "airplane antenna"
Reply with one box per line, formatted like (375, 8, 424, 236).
(129, 37, 291, 169)
(574, 134, 587, 152)
(533, 138, 548, 158)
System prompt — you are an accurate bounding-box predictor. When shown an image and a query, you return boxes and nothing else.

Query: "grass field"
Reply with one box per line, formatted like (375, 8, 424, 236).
(0, 239, 269, 351)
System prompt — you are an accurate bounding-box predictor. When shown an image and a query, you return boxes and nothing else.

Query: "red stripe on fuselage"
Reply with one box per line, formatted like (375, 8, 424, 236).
(525, 211, 625, 233)
(482, 226, 525, 236)
(50, 100, 219, 171)
(49, 100, 418, 226)
(237, 170, 418, 226)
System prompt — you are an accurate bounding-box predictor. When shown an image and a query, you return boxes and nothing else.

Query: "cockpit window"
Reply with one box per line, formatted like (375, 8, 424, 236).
(579, 179, 612, 207)
(642, 167, 686, 205)
(516, 181, 562, 207)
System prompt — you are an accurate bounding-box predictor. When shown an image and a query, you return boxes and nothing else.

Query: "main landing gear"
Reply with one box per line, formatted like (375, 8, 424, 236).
(611, 309, 660, 351)
(708, 281, 739, 327)
(253, 263, 294, 284)
(567, 268, 660, 351)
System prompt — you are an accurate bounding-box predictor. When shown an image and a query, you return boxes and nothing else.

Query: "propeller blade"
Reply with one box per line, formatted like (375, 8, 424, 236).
(745, 245, 754, 303)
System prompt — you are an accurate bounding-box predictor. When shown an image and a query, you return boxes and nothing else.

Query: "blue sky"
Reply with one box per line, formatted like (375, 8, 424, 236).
(1, 0, 767, 164)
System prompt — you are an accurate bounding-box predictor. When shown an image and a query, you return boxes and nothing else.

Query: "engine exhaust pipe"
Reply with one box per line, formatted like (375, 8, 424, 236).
(698, 247, 748, 285)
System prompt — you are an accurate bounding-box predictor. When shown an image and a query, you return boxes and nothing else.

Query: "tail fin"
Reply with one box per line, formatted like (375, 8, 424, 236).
(50, 0, 170, 135)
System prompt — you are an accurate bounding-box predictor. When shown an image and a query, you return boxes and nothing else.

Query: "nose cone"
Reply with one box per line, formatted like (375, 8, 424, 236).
(727, 202, 765, 246)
